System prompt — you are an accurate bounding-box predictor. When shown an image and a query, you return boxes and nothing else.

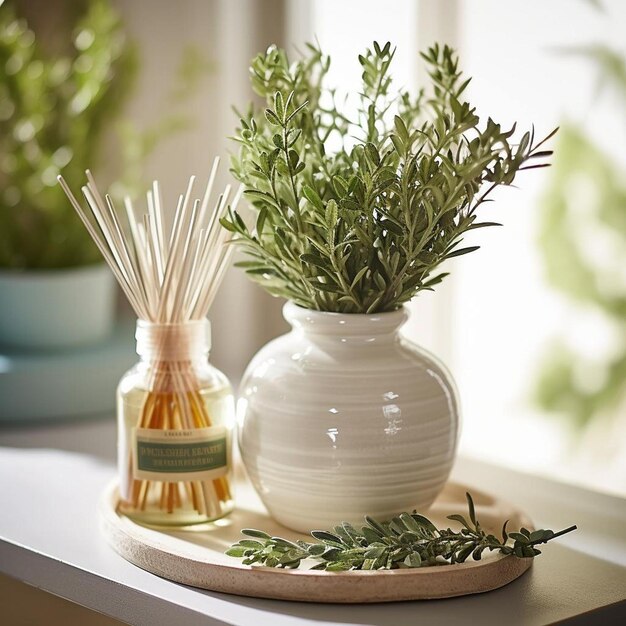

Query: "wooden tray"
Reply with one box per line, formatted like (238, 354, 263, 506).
(99, 479, 534, 603)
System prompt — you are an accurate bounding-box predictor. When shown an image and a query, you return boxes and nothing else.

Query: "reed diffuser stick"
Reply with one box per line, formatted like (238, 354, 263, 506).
(58, 167, 239, 522)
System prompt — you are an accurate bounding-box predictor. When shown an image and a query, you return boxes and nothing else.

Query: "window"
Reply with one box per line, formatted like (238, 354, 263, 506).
(306, 0, 626, 496)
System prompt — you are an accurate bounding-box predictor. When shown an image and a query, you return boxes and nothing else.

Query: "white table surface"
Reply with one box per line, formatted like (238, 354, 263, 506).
(0, 417, 625, 626)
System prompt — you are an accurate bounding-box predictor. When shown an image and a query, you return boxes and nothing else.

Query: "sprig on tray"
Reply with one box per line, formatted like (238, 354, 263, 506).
(225, 493, 576, 571)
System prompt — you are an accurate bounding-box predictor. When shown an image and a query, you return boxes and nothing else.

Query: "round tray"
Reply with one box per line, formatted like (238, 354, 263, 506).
(99, 480, 534, 603)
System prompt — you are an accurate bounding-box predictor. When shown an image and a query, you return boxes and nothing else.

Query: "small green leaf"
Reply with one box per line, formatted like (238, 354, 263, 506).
(288, 149, 299, 169)
(325, 199, 338, 228)
(303, 185, 324, 212)
(311, 280, 342, 293)
(274, 91, 285, 120)
(286, 101, 308, 122)
(311, 530, 343, 544)
(243, 189, 279, 208)
(502, 520, 509, 544)
(256, 207, 268, 234)
(242, 528, 271, 539)
(325, 562, 351, 571)
(219, 216, 238, 233)
(238, 539, 264, 549)
(301, 253, 332, 270)
(447, 514, 471, 529)
(446, 245, 480, 259)
(411, 514, 438, 534)
(365, 142, 380, 166)
(307, 543, 326, 556)
(264, 108, 281, 126)
(365, 546, 386, 559)
(390, 134, 404, 154)
(466, 492, 477, 526)
(350, 266, 369, 289)
(421, 272, 450, 289)
(404, 552, 422, 568)
(361, 527, 382, 544)
(394, 115, 409, 142)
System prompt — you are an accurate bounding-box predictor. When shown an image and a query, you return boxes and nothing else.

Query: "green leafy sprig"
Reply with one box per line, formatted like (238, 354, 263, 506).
(226, 493, 576, 571)
(223, 42, 556, 313)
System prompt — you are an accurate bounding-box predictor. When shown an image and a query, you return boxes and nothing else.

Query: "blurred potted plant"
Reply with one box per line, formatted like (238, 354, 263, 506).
(534, 43, 626, 486)
(223, 42, 555, 531)
(0, 0, 133, 349)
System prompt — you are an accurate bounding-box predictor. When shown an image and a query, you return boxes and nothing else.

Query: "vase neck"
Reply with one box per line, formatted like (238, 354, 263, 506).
(282, 302, 408, 341)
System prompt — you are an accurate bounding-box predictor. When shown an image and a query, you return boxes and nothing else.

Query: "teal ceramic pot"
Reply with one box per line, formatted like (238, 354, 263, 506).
(0, 263, 116, 350)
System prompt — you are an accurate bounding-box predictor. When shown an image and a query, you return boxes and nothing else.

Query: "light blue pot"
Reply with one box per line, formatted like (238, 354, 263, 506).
(0, 264, 116, 350)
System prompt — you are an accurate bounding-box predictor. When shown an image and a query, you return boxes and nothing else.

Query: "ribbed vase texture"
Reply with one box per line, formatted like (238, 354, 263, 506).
(238, 302, 460, 532)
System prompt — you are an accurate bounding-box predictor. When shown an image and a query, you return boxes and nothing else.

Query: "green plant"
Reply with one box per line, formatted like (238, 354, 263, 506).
(0, 1, 210, 269)
(226, 492, 576, 570)
(222, 42, 556, 313)
(0, 0, 134, 268)
(534, 45, 626, 430)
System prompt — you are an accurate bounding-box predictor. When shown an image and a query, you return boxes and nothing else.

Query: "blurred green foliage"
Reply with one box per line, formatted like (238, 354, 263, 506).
(0, 1, 211, 269)
(535, 48, 626, 429)
(0, 0, 135, 269)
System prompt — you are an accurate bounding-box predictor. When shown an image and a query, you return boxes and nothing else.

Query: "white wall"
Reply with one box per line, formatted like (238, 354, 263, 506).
(114, 0, 289, 381)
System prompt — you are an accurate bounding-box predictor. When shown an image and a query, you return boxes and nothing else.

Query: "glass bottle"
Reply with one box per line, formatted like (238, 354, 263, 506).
(117, 319, 234, 526)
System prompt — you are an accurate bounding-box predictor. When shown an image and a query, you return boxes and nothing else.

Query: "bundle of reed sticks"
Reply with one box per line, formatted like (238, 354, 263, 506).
(58, 159, 240, 521)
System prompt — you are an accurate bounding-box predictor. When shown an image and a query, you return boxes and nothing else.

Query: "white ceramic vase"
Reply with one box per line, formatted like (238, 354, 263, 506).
(238, 302, 460, 532)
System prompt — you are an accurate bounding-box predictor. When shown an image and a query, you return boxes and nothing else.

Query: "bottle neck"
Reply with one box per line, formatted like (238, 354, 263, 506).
(135, 319, 211, 364)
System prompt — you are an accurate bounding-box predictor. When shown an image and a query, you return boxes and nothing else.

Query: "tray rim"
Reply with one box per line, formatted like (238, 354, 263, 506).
(99, 480, 535, 602)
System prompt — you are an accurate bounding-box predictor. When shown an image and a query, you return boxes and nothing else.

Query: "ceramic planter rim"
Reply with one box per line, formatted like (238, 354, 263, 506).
(0, 261, 110, 280)
(0, 261, 116, 350)
(282, 300, 409, 335)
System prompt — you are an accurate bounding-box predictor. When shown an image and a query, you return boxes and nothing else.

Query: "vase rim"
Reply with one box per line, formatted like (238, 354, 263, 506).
(283, 300, 408, 335)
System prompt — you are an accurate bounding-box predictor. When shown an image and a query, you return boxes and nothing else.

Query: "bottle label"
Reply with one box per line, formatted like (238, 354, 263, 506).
(132, 426, 228, 482)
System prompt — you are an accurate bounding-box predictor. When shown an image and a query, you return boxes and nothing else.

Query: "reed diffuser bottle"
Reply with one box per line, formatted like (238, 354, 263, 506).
(117, 320, 234, 524)
(59, 159, 238, 525)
